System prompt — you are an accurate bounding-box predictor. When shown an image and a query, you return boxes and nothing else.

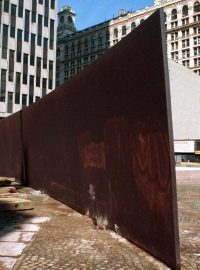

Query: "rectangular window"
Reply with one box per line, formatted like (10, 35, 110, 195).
(30, 34, 36, 66)
(194, 36, 200, 46)
(4, 0, 9, 13)
(194, 47, 200, 56)
(43, 38, 48, 69)
(50, 19, 54, 49)
(0, 69, 6, 102)
(171, 32, 178, 40)
(22, 94, 27, 107)
(91, 55, 95, 62)
(182, 49, 190, 59)
(51, 0, 55, 9)
(36, 57, 41, 87)
(29, 75, 34, 105)
(17, 29, 23, 62)
(2, 25, 8, 59)
(182, 29, 189, 38)
(39, 0, 43, 4)
(24, 10, 30, 42)
(194, 58, 200, 67)
(37, 15, 43, 46)
(171, 42, 178, 51)
(42, 78, 47, 96)
(10, 5, 17, 38)
(171, 21, 178, 29)
(182, 39, 190, 48)
(23, 54, 28, 84)
(182, 60, 190, 67)
(77, 67, 81, 73)
(194, 27, 200, 35)
(18, 0, 24, 17)
(15, 72, 21, 104)
(44, 0, 49, 27)
(48, 61, 53, 89)
(194, 15, 200, 22)
(32, 0, 37, 23)
(106, 41, 110, 48)
(171, 51, 179, 60)
(7, 92, 13, 113)
(8, 50, 15, 81)
(182, 18, 189, 26)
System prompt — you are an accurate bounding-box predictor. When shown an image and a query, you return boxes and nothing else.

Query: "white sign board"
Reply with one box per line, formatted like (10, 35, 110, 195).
(174, 141, 195, 153)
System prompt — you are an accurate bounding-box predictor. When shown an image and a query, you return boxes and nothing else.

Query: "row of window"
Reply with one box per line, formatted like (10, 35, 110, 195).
(61, 54, 105, 70)
(0, 69, 50, 109)
(171, 50, 200, 62)
(181, 61, 200, 74)
(171, 36, 200, 50)
(57, 21, 140, 57)
(2, 90, 30, 113)
(170, 15, 200, 30)
(56, 53, 106, 84)
(169, 14, 200, 29)
(3, 0, 55, 15)
(174, 58, 200, 68)
(171, 46, 200, 58)
(56, 2, 200, 61)
(169, 2, 200, 21)
(2, 10, 55, 48)
(3, 1, 49, 27)
(58, 8, 200, 58)
(2, 24, 54, 68)
(58, 2, 200, 55)
(171, 27, 200, 41)
(0, 53, 53, 104)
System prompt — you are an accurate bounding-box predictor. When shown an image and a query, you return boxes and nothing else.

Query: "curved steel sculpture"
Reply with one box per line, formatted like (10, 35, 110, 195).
(0, 9, 180, 270)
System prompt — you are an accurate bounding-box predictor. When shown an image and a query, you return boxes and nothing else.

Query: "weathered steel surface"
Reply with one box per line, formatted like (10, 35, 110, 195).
(0, 9, 180, 269)
(0, 113, 22, 180)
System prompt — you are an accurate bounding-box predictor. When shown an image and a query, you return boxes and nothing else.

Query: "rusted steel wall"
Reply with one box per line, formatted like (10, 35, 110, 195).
(0, 10, 180, 270)
(0, 112, 22, 180)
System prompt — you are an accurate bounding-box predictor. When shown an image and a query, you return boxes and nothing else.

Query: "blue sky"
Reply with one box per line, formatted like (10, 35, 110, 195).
(58, 0, 154, 30)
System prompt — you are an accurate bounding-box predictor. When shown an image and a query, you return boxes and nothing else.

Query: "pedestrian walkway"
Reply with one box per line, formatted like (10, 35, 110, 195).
(0, 181, 199, 270)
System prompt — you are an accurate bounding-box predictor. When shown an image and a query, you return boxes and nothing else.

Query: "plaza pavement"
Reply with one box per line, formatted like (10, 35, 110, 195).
(0, 169, 199, 270)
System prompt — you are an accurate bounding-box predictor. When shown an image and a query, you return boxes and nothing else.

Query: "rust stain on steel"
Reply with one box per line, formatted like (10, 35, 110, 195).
(78, 131, 106, 169)
(0, 9, 180, 270)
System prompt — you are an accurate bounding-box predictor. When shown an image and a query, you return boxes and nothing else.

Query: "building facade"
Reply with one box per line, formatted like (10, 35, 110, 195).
(0, 0, 57, 118)
(57, 0, 200, 86)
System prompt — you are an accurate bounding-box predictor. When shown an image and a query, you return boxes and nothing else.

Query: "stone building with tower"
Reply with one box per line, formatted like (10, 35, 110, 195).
(0, 0, 57, 118)
(56, 0, 200, 86)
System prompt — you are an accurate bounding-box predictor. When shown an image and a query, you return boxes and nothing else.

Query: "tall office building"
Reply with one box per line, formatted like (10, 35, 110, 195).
(57, 0, 200, 86)
(0, 0, 57, 118)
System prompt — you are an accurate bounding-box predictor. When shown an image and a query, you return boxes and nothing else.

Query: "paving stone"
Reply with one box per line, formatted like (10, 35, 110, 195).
(28, 217, 50, 224)
(0, 242, 26, 256)
(0, 257, 17, 270)
(0, 231, 34, 242)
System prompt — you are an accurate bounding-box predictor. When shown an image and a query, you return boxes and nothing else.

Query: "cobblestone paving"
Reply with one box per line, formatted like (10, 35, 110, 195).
(177, 184, 200, 270)
(0, 182, 199, 270)
(13, 201, 171, 270)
